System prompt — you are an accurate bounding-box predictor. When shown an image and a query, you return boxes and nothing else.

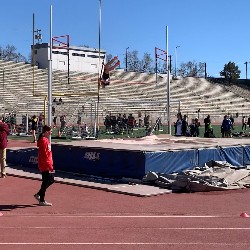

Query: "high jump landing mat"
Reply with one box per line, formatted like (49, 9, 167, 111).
(7, 135, 250, 180)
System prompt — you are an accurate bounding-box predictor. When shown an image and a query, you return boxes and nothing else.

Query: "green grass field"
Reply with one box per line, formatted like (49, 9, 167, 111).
(96, 124, 249, 139)
(9, 124, 250, 142)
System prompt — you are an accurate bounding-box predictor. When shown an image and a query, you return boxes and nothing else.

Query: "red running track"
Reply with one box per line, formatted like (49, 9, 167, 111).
(2, 139, 250, 249)
(1, 174, 250, 250)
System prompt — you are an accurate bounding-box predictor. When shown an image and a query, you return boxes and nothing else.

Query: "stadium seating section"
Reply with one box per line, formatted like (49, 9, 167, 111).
(0, 59, 249, 126)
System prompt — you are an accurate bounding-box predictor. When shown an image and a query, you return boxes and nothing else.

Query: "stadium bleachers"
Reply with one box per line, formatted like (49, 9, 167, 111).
(0, 59, 249, 127)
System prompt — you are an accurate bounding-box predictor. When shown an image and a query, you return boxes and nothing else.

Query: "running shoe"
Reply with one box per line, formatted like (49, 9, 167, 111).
(39, 201, 52, 206)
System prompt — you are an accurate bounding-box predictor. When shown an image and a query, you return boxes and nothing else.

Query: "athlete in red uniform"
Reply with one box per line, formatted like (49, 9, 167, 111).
(34, 125, 54, 206)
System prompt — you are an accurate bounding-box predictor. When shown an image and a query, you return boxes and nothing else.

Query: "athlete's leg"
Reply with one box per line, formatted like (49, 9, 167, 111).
(105, 56, 118, 68)
(108, 60, 120, 71)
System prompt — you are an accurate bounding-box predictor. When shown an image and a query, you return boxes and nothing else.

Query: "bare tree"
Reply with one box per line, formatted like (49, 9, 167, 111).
(157, 61, 172, 74)
(0, 44, 27, 62)
(178, 60, 205, 77)
(141, 52, 153, 73)
(127, 50, 141, 72)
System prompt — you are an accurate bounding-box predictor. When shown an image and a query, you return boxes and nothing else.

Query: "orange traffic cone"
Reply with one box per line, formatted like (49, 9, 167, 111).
(240, 212, 249, 218)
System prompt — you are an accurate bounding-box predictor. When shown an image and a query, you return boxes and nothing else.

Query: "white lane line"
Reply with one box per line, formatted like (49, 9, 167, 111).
(0, 243, 249, 245)
(2, 215, 222, 218)
(0, 227, 250, 230)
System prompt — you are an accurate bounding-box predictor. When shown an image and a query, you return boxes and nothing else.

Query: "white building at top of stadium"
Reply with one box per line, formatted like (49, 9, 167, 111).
(32, 43, 106, 73)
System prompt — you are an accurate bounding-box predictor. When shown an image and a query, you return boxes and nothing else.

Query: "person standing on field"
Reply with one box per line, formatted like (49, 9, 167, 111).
(0, 118, 9, 178)
(34, 125, 54, 206)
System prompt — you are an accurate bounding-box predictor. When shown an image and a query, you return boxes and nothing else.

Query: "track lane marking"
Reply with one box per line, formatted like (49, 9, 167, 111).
(1, 227, 250, 229)
(0, 242, 249, 245)
(1, 215, 222, 218)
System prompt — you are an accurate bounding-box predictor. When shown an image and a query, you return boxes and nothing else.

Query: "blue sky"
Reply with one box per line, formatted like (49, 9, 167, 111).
(1, 0, 250, 78)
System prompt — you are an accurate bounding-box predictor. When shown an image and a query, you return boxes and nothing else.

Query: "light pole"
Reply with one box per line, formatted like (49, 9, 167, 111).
(125, 47, 129, 71)
(244, 61, 250, 79)
(204, 62, 207, 78)
(95, 0, 102, 137)
(175, 45, 180, 76)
